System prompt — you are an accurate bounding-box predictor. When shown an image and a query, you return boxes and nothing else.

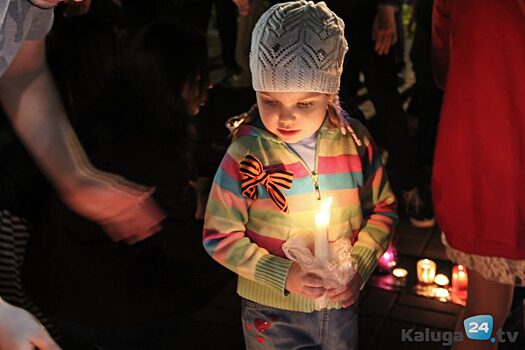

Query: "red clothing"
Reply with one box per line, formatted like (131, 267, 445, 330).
(432, 0, 525, 259)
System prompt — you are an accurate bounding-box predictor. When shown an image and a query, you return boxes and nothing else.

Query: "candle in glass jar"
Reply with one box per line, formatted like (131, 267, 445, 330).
(452, 265, 468, 292)
(417, 259, 437, 284)
(314, 197, 332, 262)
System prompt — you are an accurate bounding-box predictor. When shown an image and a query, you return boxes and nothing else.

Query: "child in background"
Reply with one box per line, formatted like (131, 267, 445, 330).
(203, 1, 397, 349)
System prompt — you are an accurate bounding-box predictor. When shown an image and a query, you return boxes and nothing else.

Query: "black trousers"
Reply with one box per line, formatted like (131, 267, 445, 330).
(342, 39, 414, 192)
(409, 0, 443, 170)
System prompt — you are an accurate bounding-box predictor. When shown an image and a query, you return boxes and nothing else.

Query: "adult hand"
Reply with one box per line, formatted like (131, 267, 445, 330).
(233, 0, 251, 16)
(61, 173, 165, 244)
(326, 273, 362, 308)
(284, 263, 325, 299)
(372, 5, 398, 55)
(0, 300, 61, 350)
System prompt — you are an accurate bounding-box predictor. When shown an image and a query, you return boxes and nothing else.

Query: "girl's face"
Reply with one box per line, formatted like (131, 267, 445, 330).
(256, 91, 333, 143)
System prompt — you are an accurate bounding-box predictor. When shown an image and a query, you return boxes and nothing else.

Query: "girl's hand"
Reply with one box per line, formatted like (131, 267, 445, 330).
(285, 263, 325, 299)
(326, 273, 363, 308)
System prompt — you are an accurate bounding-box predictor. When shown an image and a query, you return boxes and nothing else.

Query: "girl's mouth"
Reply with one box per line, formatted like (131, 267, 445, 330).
(278, 129, 300, 137)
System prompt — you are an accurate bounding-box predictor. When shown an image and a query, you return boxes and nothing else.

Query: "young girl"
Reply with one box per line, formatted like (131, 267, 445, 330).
(203, 1, 397, 349)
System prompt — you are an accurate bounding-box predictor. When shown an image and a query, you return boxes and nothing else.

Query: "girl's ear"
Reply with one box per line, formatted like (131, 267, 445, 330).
(327, 94, 336, 104)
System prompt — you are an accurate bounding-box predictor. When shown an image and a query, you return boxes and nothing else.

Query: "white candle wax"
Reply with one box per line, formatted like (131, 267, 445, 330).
(314, 197, 332, 262)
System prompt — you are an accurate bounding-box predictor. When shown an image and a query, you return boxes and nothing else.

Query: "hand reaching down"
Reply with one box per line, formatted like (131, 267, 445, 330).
(61, 172, 165, 244)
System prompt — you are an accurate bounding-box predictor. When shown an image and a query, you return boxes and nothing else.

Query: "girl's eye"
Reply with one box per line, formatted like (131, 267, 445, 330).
(298, 102, 312, 108)
(263, 99, 277, 105)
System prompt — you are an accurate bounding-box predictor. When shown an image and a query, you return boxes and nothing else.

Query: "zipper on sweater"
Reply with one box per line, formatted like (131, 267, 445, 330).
(281, 132, 322, 201)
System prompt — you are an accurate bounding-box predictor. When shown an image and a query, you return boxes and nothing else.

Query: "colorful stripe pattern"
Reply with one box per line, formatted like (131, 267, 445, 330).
(203, 117, 398, 312)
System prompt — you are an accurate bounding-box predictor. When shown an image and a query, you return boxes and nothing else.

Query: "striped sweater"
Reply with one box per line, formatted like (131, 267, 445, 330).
(203, 116, 397, 312)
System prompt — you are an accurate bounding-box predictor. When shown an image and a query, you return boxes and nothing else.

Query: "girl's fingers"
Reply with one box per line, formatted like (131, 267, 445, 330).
(302, 286, 325, 298)
(328, 290, 351, 303)
(342, 298, 358, 308)
(326, 286, 347, 298)
(303, 273, 324, 287)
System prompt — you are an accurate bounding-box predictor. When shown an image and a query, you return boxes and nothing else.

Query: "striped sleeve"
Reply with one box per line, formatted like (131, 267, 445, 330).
(203, 140, 293, 296)
(350, 120, 398, 286)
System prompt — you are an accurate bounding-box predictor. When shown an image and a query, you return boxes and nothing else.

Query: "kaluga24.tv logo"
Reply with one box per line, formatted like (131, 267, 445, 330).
(401, 314, 519, 346)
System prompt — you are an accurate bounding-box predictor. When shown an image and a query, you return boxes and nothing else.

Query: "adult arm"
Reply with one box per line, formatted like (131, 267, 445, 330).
(0, 39, 164, 243)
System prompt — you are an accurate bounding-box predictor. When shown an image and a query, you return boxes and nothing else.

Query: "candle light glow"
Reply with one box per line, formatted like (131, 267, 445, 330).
(417, 259, 437, 284)
(433, 287, 450, 298)
(434, 274, 450, 287)
(378, 245, 397, 271)
(392, 267, 408, 278)
(314, 197, 332, 262)
(452, 264, 468, 295)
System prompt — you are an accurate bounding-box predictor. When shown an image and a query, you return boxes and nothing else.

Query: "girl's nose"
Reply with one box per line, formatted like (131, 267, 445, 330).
(278, 108, 295, 123)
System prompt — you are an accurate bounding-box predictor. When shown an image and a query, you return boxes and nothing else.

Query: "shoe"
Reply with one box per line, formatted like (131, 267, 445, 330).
(403, 187, 435, 228)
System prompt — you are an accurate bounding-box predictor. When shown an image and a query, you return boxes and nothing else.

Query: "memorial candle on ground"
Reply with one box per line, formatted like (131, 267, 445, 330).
(417, 259, 437, 284)
(452, 265, 468, 293)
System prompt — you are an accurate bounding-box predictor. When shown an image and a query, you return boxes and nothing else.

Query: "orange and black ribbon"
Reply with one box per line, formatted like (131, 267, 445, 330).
(240, 154, 293, 213)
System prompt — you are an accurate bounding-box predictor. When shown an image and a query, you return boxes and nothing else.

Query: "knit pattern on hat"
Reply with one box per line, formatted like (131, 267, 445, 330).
(250, 1, 348, 94)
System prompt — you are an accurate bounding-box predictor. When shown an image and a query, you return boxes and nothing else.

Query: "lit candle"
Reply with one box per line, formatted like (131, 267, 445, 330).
(434, 274, 450, 287)
(392, 267, 408, 279)
(433, 287, 450, 299)
(378, 245, 397, 271)
(452, 265, 468, 293)
(417, 259, 437, 284)
(314, 197, 332, 262)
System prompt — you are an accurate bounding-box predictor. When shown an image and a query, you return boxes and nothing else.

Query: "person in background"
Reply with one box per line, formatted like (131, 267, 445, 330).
(204, 2, 397, 349)
(432, 1, 525, 349)
(24, 19, 219, 350)
(0, 1, 164, 349)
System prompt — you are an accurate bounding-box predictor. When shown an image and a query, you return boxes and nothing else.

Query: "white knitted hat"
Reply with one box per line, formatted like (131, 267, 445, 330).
(250, 0, 348, 94)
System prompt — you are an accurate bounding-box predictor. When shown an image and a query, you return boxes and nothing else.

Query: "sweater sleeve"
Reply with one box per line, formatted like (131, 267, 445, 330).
(203, 139, 293, 296)
(350, 120, 398, 287)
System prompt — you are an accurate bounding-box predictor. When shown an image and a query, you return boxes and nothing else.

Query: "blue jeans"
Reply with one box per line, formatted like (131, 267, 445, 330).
(241, 299, 358, 350)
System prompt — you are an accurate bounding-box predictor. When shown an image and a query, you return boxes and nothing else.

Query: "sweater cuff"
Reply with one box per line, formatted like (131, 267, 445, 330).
(255, 255, 294, 296)
(351, 245, 377, 289)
